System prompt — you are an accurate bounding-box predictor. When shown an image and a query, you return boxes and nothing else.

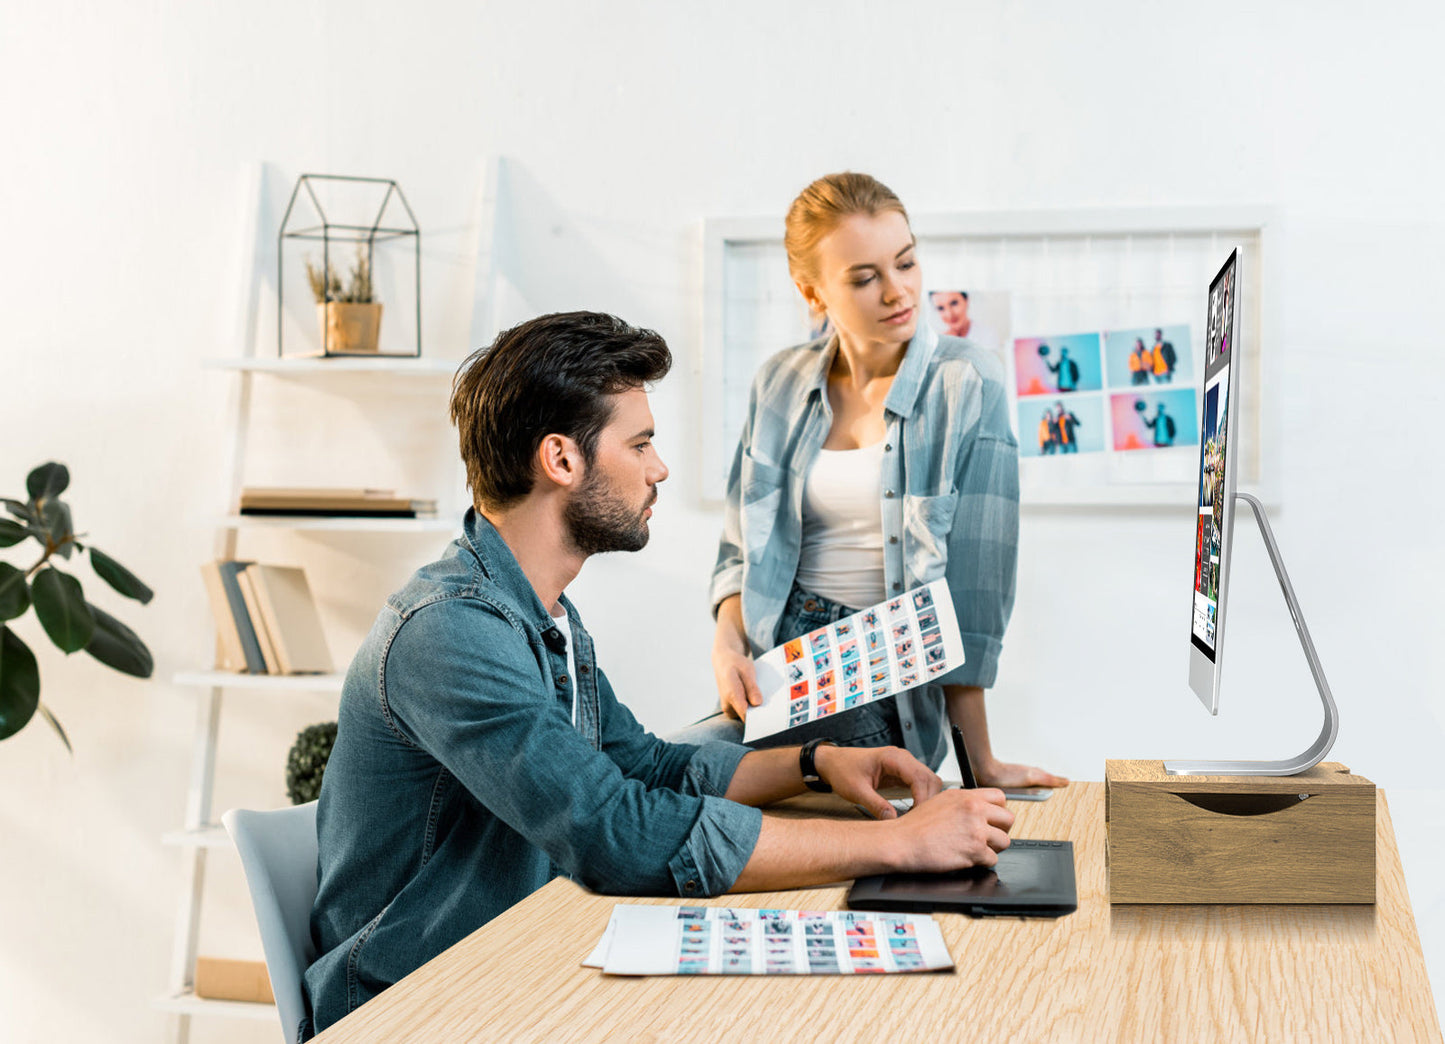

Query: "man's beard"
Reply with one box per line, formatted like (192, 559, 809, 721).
(563, 467, 654, 556)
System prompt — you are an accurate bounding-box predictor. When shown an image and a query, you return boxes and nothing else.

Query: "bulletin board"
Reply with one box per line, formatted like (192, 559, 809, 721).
(700, 207, 1275, 507)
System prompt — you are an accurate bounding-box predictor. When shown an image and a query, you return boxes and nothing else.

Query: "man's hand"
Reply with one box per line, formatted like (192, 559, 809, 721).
(889, 787, 1015, 871)
(974, 757, 1069, 790)
(712, 644, 761, 721)
(812, 744, 943, 820)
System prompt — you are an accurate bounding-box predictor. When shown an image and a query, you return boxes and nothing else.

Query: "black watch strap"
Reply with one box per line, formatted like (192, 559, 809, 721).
(799, 738, 836, 793)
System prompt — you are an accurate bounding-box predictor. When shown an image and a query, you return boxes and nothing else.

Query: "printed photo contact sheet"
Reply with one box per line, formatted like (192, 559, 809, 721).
(743, 579, 965, 744)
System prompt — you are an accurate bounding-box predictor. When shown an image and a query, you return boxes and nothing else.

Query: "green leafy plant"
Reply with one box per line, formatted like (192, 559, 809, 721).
(0, 462, 155, 750)
(305, 245, 374, 304)
(285, 721, 338, 804)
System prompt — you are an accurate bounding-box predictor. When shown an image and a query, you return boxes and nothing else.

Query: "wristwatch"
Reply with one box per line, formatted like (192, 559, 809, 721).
(799, 738, 837, 793)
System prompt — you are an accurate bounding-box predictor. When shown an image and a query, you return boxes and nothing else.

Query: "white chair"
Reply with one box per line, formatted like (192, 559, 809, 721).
(222, 801, 320, 1044)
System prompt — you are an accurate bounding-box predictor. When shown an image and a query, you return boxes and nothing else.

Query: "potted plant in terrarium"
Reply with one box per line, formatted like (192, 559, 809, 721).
(306, 246, 382, 354)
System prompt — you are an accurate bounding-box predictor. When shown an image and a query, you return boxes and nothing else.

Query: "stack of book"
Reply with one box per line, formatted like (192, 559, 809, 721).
(200, 562, 334, 675)
(239, 487, 438, 519)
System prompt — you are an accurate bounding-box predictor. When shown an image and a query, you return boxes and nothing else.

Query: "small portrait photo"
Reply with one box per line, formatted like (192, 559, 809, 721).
(921, 627, 942, 647)
(1018, 395, 1106, 457)
(927, 661, 949, 677)
(911, 587, 933, 612)
(846, 677, 862, 696)
(887, 597, 905, 617)
(758, 909, 785, 920)
(789, 696, 807, 715)
(724, 934, 750, 947)
(891, 622, 911, 640)
(843, 693, 861, 709)
(764, 920, 792, 936)
(899, 671, 919, 687)
(805, 922, 832, 937)
(808, 629, 830, 654)
(871, 682, 890, 698)
(925, 289, 1011, 361)
(1014, 332, 1104, 397)
(817, 700, 837, 716)
(838, 640, 859, 664)
(894, 639, 914, 659)
(915, 607, 938, 631)
(866, 630, 884, 653)
(833, 619, 853, 639)
(868, 650, 887, 669)
(723, 919, 749, 931)
(892, 954, 924, 970)
(786, 661, 805, 684)
(1111, 388, 1199, 452)
(871, 667, 889, 685)
(847, 947, 880, 960)
(789, 681, 809, 700)
(1104, 323, 1192, 388)
(678, 959, 707, 975)
(814, 688, 833, 709)
(783, 638, 804, 664)
(889, 922, 915, 936)
(816, 669, 835, 690)
(842, 659, 860, 680)
(812, 650, 832, 673)
(925, 644, 946, 665)
(682, 922, 707, 934)
(789, 708, 809, 727)
(898, 655, 916, 672)
(861, 609, 880, 630)
(677, 907, 707, 920)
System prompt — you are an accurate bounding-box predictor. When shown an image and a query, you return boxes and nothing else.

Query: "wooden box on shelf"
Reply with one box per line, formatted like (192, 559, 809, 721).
(1104, 759, 1375, 904)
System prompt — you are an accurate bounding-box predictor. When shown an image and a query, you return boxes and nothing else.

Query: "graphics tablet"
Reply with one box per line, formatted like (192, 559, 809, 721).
(846, 838, 1077, 918)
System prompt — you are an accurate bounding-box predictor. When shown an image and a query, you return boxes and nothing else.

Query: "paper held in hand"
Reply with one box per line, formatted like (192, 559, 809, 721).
(742, 579, 965, 744)
(584, 905, 954, 976)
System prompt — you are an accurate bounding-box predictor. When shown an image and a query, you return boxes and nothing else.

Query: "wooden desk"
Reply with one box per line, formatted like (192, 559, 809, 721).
(312, 784, 1440, 1043)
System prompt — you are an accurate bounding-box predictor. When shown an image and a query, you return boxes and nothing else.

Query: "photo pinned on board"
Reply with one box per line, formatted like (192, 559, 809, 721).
(1014, 333, 1103, 397)
(1105, 324, 1192, 387)
(925, 289, 1011, 362)
(1018, 395, 1105, 457)
(1110, 388, 1199, 452)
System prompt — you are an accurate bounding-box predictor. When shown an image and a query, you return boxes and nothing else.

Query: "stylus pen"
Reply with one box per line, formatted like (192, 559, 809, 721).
(951, 724, 978, 789)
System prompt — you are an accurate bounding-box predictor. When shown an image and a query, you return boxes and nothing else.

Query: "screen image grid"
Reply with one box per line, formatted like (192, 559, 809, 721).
(1191, 256, 1236, 652)
(672, 908, 929, 975)
(781, 586, 948, 730)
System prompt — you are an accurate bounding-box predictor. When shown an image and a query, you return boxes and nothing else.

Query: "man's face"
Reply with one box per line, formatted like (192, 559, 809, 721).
(562, 387, 669, 556)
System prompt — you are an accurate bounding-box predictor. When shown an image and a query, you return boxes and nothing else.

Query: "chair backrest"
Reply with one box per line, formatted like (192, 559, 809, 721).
(222, 801, 320, 1044)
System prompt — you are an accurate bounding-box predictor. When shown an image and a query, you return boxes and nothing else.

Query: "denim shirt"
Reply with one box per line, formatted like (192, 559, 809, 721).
(304, 510, 761, 1036)
(711, 323, 1020, 767)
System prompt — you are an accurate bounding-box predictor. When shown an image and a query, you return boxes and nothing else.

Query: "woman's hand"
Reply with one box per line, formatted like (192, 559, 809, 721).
(973, 757, 1069, 790)
(713, 595, 760, 720)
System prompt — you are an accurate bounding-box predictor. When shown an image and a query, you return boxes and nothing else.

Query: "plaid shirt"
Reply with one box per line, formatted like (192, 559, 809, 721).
(711, 322, 1020, 766)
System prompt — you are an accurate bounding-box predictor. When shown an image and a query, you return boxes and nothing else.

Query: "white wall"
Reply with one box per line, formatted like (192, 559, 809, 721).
(2, 3, 1442, 1041)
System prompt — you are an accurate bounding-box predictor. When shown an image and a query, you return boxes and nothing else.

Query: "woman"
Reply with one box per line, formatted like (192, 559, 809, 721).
(697, 172, 1064, 790)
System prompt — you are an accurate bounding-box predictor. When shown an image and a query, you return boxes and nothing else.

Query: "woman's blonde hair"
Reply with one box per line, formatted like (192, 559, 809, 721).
(783, 172, 911, 286)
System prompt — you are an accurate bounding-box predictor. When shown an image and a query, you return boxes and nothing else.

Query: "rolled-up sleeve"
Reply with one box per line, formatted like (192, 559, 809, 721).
(666, 795, 762, 897)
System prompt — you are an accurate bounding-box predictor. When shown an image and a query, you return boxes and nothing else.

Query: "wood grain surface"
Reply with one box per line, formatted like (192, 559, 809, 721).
(311, 783, 1440, 1044)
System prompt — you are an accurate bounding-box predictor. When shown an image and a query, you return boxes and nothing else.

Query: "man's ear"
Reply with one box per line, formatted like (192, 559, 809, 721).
(536, 433, 584, 490)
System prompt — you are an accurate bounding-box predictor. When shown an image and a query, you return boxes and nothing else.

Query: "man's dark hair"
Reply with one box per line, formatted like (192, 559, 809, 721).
(450, 311, 672, 509)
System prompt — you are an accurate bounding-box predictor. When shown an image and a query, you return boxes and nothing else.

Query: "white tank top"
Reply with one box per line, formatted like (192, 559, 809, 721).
(794, 442, 887, 610)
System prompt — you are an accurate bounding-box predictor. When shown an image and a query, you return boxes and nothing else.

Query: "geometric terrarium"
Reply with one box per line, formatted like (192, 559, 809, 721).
(277, 174, 421, 358)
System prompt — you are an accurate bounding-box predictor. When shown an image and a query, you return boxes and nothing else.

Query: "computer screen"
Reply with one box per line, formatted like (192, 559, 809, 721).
(1188, 249, 1240, 714)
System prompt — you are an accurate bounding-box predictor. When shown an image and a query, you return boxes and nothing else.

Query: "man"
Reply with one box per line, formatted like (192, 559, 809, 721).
(1151, 328, 1177, 383)
(1054, 401, 1081, 453)
(1143, 401, 1176, 447)
(1046, 345, 1079, 393)
(302, 312, 1014, 1035)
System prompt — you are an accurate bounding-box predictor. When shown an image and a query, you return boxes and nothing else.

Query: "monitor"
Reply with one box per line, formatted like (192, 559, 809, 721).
(1167, 250, 1339, 777)
(1188, 250, 1241, 714)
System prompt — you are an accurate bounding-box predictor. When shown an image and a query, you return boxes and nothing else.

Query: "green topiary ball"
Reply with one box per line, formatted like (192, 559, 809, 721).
(286, 721, 338, 805)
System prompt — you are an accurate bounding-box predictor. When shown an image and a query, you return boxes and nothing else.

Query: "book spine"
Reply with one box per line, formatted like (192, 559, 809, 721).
(236, 569, 281, 674)
(218, 561, 266, 673)
(198, 562, 246, 671)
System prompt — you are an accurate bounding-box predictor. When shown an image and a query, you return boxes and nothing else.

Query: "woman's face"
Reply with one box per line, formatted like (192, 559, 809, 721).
(930, 291, 970, 337)
(799, 210, 921, 348)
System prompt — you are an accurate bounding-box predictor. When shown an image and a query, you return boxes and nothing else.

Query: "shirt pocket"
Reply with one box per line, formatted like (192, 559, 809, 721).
(740, 450, 787, 560)
(902, 491, 958, 585)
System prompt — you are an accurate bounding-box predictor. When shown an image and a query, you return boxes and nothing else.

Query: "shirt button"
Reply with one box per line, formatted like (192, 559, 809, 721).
(889, 536, 898, 545)
(904, 721, 913, 730)
(884, 490, 895, 498)
(884, 443, 892, 452)
(557, 675, 569, 686)
(684, 880, 698, 893)
(892, 582, 902, 591)
(579, 664, 590, 674)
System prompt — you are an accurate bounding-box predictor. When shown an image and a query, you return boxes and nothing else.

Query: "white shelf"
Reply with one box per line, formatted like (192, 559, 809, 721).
(173, 670, 346, 692)
(153, 990, 276, 1021)
(208, 514, 459, 533)
(206, 355, 460, 375)
(162, 824, 230, 848)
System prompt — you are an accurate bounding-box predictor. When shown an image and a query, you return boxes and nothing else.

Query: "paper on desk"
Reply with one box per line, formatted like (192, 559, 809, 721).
(588, 905, 953, 976)
(743, 579, 964, 743)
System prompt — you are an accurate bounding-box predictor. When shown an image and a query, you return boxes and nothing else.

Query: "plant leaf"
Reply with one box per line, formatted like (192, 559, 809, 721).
(0, 518, 27, 547)
(0, 625, 40, 740)
(84, 603, 153, 678)
(0, 563, 29, 621)
(32, 567, 94, 653)
(35, 702, 72, 754)
(26, 462, 70, 502)
(3, 498, 35, 523)
(89, 547, 154, 604)
(39, 499, 74, 557)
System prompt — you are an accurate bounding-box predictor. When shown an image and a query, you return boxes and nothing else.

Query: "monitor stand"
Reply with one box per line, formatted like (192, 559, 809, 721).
(1164, 491, 1340, 777)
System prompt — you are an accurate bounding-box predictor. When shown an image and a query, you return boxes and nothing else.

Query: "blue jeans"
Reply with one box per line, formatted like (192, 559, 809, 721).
(672, 586, 905, 751)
